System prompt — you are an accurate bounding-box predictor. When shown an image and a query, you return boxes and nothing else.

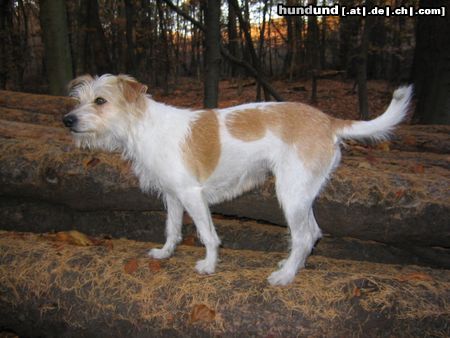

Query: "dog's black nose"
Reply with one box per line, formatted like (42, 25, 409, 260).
(63, 114, 77, 128)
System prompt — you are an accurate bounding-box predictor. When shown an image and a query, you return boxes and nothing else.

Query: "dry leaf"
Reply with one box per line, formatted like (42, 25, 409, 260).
(190, 304, 215, 323)
(413, 164, 425, 174)
(55, 232, 70, 242)
(148, 260, 161, 272)
(56, 230, 93, 246)
(86, 157, 100, 168)
(397, 272, 433, 282)
(103, 240, 114, 251)
(182, 235, 196, 246)
(357, 162, 372, 170)
(376, 142, 391, 152)
(165, 313, 174, 324)
(124, 258, 138, 274)
(395, 190, 406, 199)
(365, 154, 378, 165)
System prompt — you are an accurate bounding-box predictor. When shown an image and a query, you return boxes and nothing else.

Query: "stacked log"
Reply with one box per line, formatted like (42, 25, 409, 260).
(0, 231, 448, 337)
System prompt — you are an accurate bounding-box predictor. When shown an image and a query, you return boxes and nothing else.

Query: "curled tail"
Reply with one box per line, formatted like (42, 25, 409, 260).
(335, 85, 413, 141)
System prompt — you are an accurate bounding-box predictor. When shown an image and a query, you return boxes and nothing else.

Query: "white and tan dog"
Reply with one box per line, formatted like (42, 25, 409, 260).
(63, 74, 412, 285)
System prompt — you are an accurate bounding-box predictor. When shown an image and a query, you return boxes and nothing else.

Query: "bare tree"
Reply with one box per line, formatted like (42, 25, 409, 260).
(203, 0, 221, 108)
(39, 0, 73, 95)
(412, 0, 450, 124)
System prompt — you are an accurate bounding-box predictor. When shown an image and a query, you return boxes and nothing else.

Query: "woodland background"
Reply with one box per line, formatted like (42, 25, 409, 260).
(0, 0, 449, 123)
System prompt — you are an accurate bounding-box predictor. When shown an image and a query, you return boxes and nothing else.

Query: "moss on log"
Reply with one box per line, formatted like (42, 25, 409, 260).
(0, 231, 448, 337)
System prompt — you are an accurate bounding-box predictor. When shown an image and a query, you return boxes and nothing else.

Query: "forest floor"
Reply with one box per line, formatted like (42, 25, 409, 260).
(151, 77, 407, 121)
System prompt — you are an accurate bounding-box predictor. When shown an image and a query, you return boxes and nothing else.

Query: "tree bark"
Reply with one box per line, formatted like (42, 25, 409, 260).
(156, 0, 170, 95)
(227, 1, 240, 77)
(0, 0, 13, 89)
(203, 0, 221, 108)
(412, 0, 450, 124)
(355, 4, 374, 120)
(39, 0, 73, 95)
(124, 0, 136, 75)
(78, 0, 114, 75)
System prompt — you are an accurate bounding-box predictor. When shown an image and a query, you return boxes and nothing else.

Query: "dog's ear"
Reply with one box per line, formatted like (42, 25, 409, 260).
(67, 74, 94, 96)
(118, 75, 148, 103)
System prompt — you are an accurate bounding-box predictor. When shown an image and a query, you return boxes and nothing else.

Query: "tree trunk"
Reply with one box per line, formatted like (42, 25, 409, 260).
(306, 0, 320, 71)
(203, 0, 221, 108)
(227, 1, 240, 77)
(157, 0, 170, 95)
(320, 1, 327, 70)
(338, 0, 360, 77)
(79, 0, 113, 75)
(356, 4, 374, 120)
(0, 0, 13, 89)
(124, 0, 136, 75)
(39, 0, 73, 95)
(412, 0, 450, 124)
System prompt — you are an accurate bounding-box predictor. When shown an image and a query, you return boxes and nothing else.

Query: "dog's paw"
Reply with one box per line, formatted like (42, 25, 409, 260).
(195, 259, 216, 275)
(267, 269, 295, 286)
(148, 248, 171, 260)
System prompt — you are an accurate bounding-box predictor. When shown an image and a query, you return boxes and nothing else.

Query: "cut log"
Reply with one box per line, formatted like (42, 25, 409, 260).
(0, 119, 70, 142)
(0, 90, 76, 116)
(0, 134, 448, 247)
(0, 231, 448, 337)
(0, 107, 62, 127)
(392, 125, 450, 154)
(1, 197, 448, 269)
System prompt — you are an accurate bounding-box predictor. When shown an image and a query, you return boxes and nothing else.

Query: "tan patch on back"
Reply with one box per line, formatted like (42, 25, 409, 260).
(225, 109, 267, 141)
(226, 103, 340, 171)
(183, 110, 221, 182)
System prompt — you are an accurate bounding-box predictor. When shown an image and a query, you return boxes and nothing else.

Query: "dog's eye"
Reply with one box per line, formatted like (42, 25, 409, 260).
(94, 97, 107, 105)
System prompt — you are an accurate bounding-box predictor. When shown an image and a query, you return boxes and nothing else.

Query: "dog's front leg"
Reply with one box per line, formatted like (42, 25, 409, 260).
(148, 194, 183, 259)
(178, 188, 220, 274)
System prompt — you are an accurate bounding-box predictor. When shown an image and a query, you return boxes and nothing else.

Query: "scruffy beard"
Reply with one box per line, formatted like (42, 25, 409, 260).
(72, 131, 121, 152)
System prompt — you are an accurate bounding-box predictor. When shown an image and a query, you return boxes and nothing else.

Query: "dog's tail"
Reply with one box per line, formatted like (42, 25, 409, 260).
(335, 85, 413, 142)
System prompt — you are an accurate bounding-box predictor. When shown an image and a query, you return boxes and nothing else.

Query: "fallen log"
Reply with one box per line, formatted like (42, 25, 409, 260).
(0, 119, 70, 142)
(0, 231, 448, 337)
(0, 107, 62, 127)
(0, 90, 76, 115)
(0, 135, 448, 247)
(389, 125, 450, 154)
(1, 197, 448, 269)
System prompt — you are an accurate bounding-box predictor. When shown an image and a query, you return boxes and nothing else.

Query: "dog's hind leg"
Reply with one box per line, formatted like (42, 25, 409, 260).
(148, 194, 183, 259)
(268, 157, 324, 286)
(177, 187, 221, 274)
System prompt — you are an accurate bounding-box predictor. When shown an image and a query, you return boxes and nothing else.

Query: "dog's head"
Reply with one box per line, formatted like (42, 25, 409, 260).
(63, 74, 148, 150)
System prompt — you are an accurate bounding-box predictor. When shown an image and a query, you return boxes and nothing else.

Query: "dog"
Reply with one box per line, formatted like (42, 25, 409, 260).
(63, 74, 412, 285)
